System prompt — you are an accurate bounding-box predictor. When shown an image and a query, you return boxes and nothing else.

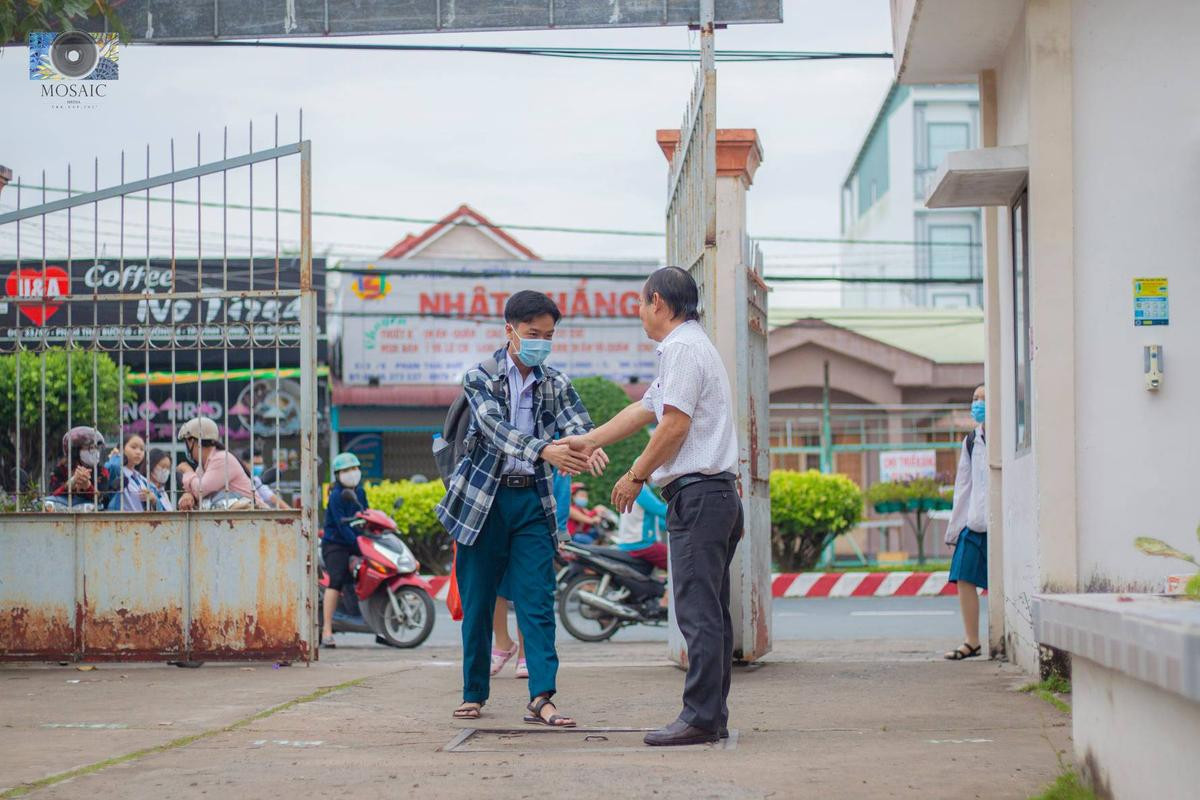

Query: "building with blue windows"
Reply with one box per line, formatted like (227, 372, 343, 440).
(839, 83, 981, 308)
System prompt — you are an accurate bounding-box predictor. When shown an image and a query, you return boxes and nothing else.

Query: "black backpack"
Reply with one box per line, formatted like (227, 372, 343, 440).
(432, 356, 501, 488)
(966, 430, 978, 458)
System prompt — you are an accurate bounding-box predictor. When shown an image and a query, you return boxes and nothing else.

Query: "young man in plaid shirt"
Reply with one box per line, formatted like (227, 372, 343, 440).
(437, 291, 607, 727)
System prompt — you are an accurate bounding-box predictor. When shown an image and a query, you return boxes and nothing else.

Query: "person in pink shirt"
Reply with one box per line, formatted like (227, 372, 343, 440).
(174, 417, 258, 510)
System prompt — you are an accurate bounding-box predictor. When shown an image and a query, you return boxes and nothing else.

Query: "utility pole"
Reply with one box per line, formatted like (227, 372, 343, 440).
(820, 360, 833, 473)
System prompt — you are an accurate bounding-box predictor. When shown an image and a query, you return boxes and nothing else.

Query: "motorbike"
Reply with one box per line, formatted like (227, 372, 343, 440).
(318, 490, 437, 648)
(556, 540, 668, 642)
(41, 496, 98, 512)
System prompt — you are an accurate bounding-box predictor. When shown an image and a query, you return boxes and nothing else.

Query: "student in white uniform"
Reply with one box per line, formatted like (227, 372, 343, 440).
(943, 385, 988, 660)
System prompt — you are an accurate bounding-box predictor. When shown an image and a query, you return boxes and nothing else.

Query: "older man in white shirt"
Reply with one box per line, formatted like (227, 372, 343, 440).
(564, 266, 743, 747)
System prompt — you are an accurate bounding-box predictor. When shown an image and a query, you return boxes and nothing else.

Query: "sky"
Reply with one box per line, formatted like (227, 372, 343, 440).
(0, 0, 897, 306)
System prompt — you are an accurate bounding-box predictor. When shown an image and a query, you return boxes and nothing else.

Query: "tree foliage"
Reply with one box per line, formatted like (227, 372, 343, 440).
(363, 479, 453, 575)
(0, 348, 127, 485)
(571, 376, 649, 505)
(770, 469, 863, 572)
(1, 1, 127, 46)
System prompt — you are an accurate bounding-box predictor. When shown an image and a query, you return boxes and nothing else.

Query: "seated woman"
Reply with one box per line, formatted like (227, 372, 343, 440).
(143, 448, 175, 511)
(567, 483, 610, 545)
(48, 426, 113, 509)
(105, 434, 157, 511)
(614, 484, 669, 569)
(174, 417, 259, 510)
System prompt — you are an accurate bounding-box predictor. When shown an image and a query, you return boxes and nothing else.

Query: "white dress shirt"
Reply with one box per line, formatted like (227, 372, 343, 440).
(501, 351, 538, 476)
(945, 425, 988, 546)
(641, 320, 739, 487)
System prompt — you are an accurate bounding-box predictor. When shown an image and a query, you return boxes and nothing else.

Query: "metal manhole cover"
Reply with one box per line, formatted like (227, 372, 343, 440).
(442, 727, 738, 753)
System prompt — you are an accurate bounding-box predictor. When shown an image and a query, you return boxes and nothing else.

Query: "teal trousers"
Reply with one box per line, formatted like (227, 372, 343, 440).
(456, 486, 558, 704)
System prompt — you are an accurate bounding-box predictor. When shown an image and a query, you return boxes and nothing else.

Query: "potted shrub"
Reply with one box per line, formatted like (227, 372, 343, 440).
(364, 479, 453, 575)
(1134, 531, 1200, 599)
(865, 476, 955, 565)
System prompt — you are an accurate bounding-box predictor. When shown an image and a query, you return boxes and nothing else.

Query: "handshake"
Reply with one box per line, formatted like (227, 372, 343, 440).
(540, 435, 607, 477)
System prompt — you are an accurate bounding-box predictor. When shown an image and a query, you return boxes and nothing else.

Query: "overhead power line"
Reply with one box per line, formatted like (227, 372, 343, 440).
(150, 41, 894, 63)
(5, 190, 980, 249)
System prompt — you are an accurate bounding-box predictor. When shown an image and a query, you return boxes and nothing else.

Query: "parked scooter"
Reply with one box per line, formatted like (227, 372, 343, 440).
(41, 496, 98, 512)
(556, 541, 668, 642)
(318, 490, 436, 648)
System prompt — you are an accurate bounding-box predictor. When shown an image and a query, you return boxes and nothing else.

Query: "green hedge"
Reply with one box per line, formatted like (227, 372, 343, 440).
(571, 376, 649, 505)
(363, 480, 452, 575)
(770, 470, 863, 572)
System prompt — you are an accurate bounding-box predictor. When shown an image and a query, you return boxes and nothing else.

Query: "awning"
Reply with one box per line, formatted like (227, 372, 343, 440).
(925, 146, 1028, 209)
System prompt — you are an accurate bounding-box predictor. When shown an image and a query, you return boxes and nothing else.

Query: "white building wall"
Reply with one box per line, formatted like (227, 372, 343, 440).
(1071, 0, 1200, 589)
(993, 10, 1040, 670)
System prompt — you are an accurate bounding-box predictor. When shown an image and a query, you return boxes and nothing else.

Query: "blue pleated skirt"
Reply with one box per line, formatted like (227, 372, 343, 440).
(948, 528, 988, 589)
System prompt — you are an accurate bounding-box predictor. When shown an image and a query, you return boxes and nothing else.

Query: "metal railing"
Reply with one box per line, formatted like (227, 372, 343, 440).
(0, 114, 318, 662)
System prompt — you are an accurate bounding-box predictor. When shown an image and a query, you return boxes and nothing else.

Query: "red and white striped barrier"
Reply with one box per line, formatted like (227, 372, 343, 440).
(770, 571, 959, 598)
(423, 572, 965, 601)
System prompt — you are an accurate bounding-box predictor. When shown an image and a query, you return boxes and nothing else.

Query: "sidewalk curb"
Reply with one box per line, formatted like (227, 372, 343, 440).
(422, 572, 970, 601)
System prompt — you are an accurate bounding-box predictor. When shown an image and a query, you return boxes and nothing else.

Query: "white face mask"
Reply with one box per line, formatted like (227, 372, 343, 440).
(80, 449, 100, 467)
(153, 467, 171, 484)
(338, 469, 361, 488)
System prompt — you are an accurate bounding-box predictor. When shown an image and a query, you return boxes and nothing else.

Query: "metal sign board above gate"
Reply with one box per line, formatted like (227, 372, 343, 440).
(83, 0, 781, 40)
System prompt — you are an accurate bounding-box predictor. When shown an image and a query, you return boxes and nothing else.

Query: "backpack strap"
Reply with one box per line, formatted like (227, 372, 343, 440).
(965, 430, 976, 458)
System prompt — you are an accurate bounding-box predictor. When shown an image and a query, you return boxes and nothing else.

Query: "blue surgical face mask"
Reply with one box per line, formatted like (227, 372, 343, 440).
(512, 328, 552, 368)
(252, 464, 264, 477)
(574, 497, 589, 508)
(971, 400, 986, 424)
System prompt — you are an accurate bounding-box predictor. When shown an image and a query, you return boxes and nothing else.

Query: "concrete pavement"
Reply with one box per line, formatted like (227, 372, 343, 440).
(407, 595, 987, 647)
(1, 633, 1068, 800)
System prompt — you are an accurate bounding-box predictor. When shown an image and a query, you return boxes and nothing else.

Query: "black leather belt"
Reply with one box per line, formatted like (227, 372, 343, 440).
(500, 474, 535, 489)
(662, 471, 736, 502)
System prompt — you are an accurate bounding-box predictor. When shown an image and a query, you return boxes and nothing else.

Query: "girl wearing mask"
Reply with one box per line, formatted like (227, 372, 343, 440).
(144, 448, 175, 511)
(105, 434, 156, 511)
(321, 452, 368, 648)
(944, 385, 989, 660)
(48, 426, 113, 508)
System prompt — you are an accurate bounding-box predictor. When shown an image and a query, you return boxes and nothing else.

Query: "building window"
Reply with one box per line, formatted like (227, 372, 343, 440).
(1012, 190, 1032, 454)
(928, 224, 974, 279)
(927, 122, 970, 169)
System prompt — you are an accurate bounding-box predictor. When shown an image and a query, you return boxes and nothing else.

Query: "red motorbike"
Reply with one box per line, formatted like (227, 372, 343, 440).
(318, 490, 436, 648)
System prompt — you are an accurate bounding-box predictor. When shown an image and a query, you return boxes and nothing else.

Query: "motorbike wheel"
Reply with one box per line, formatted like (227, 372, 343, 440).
(558, 574, 621, 642)
(362, 586, 436, 648)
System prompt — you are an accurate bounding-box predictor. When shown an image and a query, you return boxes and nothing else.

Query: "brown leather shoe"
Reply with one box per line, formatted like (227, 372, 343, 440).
(643, 719, 719, 746)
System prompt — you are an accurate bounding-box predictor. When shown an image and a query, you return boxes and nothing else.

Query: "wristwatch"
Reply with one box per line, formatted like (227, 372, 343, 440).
(627, 469, 646, 484)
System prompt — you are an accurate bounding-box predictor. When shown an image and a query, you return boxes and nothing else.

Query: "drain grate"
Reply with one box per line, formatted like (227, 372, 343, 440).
(442, 727, 738, 753)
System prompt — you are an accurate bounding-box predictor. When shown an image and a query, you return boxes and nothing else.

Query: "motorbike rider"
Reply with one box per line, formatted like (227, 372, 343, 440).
(614, 484, 670, 570)
(48, 426, 113, 508)
(175, 417, 258, 511)
(321, 452, 368, 648)
(567, 483, 612, 545)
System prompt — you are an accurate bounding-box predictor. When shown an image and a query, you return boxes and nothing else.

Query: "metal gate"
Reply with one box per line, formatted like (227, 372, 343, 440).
(0, 116, 318, 662)
(662, 0, 773, 664)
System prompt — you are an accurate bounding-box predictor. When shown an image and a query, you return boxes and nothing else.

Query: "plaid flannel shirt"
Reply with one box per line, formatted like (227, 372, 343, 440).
(436, 348, 594, 546)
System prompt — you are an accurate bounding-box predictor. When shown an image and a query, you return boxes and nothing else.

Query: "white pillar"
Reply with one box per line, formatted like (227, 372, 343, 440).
(656, 129, 772, 663)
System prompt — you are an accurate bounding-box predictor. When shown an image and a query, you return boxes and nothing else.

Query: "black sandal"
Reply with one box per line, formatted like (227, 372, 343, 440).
(453, 702, 483, 720)
(944, 643, 982, 660)
(524, 696, 576, 728)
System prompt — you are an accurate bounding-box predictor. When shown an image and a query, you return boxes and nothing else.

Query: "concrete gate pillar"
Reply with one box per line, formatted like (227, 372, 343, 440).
(657, 128, 772, 664)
